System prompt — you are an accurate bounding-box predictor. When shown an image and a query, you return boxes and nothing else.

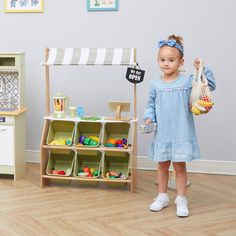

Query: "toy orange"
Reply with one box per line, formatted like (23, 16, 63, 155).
(107, 138, 116, 145)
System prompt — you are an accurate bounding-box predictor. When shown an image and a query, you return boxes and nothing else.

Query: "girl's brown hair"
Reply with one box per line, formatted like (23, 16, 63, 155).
(168, 35, 184, 57)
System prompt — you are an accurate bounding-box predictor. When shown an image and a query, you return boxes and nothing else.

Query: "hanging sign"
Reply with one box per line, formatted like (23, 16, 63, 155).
(126, 64, 145, 84)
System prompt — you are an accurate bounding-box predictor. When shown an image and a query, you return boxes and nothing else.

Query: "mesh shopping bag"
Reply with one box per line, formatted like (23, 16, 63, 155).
(189, 59, 214, 115)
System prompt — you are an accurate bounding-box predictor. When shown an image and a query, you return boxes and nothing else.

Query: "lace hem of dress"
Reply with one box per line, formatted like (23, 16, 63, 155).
(148, 140, 200, 162)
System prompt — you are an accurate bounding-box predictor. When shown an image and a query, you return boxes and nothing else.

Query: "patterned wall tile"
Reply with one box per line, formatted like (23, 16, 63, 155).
(0, 71, 19, 109)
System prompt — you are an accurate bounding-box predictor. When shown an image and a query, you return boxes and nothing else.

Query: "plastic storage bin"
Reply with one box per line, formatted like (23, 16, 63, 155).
(74, 150, 102, 178)
(46, 149, 75, 176)
(102, 151, 130, 179)
(46, 120, 75, 146)
(75, 121, 102, 147)
(102, 122, 130, 148)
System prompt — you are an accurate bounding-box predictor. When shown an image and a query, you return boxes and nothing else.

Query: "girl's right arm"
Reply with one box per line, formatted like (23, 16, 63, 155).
(143, 80, 157, 124)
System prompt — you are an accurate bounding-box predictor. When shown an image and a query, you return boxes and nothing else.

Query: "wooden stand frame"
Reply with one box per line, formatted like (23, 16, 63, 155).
(40, 48, 138, 192)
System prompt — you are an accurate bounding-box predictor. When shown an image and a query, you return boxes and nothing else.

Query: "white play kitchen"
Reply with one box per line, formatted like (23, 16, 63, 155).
(0, 52, 26, 180)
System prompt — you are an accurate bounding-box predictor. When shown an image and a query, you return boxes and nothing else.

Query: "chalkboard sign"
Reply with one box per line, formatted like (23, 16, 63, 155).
(0, 117, 6, 122)
(126, 66, 145, 84)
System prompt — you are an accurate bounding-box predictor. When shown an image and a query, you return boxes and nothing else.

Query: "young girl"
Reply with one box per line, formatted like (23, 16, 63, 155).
(143, 35, 216, 217)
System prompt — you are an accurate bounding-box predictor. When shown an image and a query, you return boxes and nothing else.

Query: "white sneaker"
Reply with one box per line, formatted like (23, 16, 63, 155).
(149, 193, 169, 212)
(175, 195, 189, 217)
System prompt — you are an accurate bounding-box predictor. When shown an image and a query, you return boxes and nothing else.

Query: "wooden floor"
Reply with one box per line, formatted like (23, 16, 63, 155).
(0, 163, 235, 236)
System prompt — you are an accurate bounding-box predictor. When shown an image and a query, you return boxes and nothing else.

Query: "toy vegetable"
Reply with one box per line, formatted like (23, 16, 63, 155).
(105, 137, 128, 148)
(78, 135, 99, 146)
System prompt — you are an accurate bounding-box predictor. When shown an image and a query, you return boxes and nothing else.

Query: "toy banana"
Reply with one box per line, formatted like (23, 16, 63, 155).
(50, 139, 66, 145)
(197, 100, 213, 107)
(194, 102, 206, 112)
(191, 106, 201, 115)
(88, 136, 99, 142)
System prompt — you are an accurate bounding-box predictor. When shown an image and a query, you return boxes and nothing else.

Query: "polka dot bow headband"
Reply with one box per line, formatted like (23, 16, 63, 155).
(157, 39, 184, 55)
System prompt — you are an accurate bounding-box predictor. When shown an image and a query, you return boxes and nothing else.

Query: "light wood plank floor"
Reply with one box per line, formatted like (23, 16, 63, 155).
(0, 163, 235, 236)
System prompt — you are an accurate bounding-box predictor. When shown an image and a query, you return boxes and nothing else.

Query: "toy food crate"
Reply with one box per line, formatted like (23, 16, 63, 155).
(74, 122, 102, 148)
(46, 120, 75, 146)
(102, 151, 130, 179)
(73, 150, 102, 178)
(102, 122, 130, 148)
(46, 149, 75, 176)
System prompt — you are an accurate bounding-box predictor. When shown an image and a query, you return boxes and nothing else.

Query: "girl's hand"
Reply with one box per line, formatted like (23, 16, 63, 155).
(145, 118, 153, 124)
(194, 58, 202, 70)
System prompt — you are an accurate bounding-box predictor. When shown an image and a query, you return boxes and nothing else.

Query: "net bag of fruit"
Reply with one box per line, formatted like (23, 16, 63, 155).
(189, 59, 214, 115)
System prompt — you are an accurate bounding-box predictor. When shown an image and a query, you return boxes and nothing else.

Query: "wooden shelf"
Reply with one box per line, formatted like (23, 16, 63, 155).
(42, 145, 133, 152)
(44, 115, 138, 124)
(42, 175, 131, 183)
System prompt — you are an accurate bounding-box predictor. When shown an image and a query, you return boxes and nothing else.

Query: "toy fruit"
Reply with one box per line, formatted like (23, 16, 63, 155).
(105, 143, 115, 147)
(89, 140, 98, 146)
(58, 170, 65, 175)
(202, 95, 210, 101)
(89, 136, 99, 142)
(50, 138, 66, 145)
(93, 169, 99, 177)
(87, 173, 93, 177)
(116, 139, 122, 145)
(78, 172, 88, 177)
(109, 171, 119, 177)
(191, 106, 201, 115)
(83, 166, 90, 173)
(122, 138, 127, 145)
(109, 176, 116, 179)
(83, 137, 91, 145)
(66, 138, 71, 145)
(198, 100, 213, 107)
(107, 138, 116, 145)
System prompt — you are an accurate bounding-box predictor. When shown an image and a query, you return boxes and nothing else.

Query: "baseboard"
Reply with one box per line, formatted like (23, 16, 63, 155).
(26, 150, 40, 163)
(137, 156, 236, 175)
(26, 150, 236, 175)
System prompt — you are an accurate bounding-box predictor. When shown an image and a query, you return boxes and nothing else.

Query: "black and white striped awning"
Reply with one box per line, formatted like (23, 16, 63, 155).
(43, 48, 135, 66)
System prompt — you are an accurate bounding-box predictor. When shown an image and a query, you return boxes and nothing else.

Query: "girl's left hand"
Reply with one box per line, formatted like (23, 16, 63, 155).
(194, 58, 202, 70)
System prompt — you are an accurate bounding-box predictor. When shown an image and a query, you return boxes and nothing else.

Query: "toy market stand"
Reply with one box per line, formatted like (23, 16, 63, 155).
(40, 48, 138, 192)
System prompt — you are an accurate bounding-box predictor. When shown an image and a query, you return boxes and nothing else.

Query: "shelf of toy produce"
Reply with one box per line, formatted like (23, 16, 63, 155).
(42, 145, 133, 152)
(43, 116, 134, 151)
(41, 174, 131, 183)
(41, 116, 135, 188)
(44, 115, 138, 123)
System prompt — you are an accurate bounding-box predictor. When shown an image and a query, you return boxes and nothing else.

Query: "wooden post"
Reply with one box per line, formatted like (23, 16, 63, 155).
(131, 48, 137, 192)
(40, 119, 50, 188)
(45, 48, 50, 115)
(115, 105, 122, 120)
(133, 48, 137, 120)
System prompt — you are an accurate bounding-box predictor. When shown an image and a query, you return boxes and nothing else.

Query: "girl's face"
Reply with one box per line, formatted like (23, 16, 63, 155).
(157, 46, 184, 76)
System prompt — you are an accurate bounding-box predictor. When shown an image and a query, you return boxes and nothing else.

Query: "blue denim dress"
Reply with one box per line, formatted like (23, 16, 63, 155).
(143, 67, 216, 162)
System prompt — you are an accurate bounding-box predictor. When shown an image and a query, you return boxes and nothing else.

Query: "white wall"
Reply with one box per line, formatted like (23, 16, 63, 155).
(0, 0, 235, 162)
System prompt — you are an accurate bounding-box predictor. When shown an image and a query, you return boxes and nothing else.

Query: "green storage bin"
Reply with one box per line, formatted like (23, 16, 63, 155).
(102, 151, 130, 179)
(46, 149, 75, 176)
(75, 121, 102, 147)
(102, 122, 130, 148)
(46, 120, 75, 146)
(74, 150, 102, 178)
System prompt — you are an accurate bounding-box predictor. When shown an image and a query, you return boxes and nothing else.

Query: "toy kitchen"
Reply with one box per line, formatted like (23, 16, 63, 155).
(0, 52, 27, 180)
